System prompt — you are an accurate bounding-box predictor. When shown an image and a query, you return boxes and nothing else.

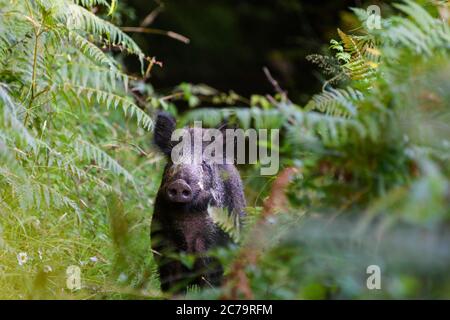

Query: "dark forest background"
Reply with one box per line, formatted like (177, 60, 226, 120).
(1, 0, 448, 300)
(121, 0, 378, 103)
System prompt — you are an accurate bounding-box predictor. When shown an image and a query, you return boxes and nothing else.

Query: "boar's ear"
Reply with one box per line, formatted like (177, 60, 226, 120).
(154, 112, 176, 155)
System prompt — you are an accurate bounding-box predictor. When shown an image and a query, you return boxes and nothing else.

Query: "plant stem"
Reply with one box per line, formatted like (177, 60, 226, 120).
(30, 30, 39, 99)
(24, 2, 44, 126)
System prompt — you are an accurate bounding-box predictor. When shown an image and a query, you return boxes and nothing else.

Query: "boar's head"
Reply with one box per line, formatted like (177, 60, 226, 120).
(153, 112, 226, 212)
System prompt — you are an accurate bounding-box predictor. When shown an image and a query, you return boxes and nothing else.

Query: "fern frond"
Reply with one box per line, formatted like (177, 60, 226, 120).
(337, 29, 379, 81)
(74, 0, 110, 8)
(355, 1, 450, 56)
(59, 59, 129, 92)
(0, 83, 36, 149)
(0, 165, 82, 218)
(182, 106, 285, 130)
(305, 87, 363, 117)
(388, 1, 449, 54)
(183, 101, 379, 147)
(68, 31, 118, 69)
(61, 3, 144, 63)
(62, 83, 152, 130)
(208, 206, 241, 243)
(66, 162, 117, 193)
(287, 109, 372, 146)
(73, 138, 135, 184)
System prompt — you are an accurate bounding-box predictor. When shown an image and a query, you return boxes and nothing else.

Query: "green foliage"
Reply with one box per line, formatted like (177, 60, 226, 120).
(1, 0, 449, 300)
(208, 206, 241, 243)
(0, 0, 160, 299)
(184, 0, 450, 299)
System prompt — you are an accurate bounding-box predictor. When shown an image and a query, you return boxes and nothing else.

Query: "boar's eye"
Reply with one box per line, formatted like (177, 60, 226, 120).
(154, 112, 176, 155)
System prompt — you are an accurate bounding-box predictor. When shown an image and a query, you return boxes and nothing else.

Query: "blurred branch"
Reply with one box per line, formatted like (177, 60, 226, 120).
(262, 167, 299, 214)
(263, 67, 290, 103)
(121, 27, 190, 44)
(140, 3, 165, 27)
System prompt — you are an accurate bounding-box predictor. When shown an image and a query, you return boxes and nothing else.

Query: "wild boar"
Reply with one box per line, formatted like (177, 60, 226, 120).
(151, 112, 246, 293)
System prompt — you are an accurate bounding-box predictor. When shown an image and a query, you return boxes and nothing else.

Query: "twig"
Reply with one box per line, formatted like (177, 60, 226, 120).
(143, 56, 163, 80)
(262, 67, 289, 103)
(121, 27, 190, 44)
(159, 92, 184, 101)
(140, 4, 164, 27)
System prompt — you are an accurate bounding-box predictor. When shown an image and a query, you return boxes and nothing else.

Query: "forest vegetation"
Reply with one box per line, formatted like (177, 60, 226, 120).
(0, 0, 449, 299)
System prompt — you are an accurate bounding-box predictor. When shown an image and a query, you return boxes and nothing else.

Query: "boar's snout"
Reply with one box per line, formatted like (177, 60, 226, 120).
(166, 179, 193, 203)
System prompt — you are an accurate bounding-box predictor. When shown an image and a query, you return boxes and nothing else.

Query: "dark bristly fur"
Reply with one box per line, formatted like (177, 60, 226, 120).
(151, 112, 246, 293)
